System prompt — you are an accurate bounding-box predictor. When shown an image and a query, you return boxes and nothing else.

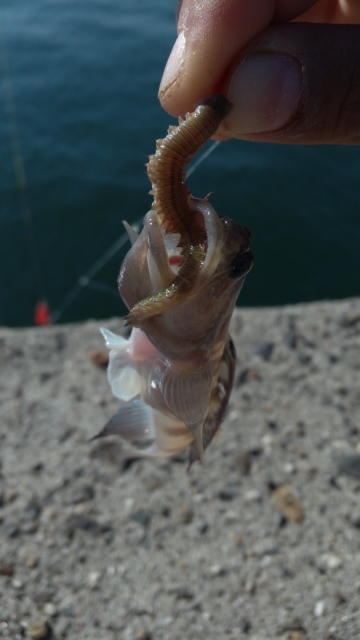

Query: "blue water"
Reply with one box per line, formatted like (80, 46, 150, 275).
(0, 0, 359, 327)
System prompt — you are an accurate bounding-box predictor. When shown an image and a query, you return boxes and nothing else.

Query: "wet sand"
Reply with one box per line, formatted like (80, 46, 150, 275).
(1, 298, 360, 640)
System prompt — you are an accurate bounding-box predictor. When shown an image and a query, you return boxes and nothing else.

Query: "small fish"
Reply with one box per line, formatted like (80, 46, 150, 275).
(96, 95, 253, 464)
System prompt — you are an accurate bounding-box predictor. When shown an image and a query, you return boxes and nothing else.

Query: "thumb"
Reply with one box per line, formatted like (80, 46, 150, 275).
(220, 23, 359, 144)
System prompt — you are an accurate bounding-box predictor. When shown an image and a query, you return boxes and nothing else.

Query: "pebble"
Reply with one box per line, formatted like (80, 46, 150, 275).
(314, 600, 325, 617)
(283, 462, 295, 474)
(169, 586, 194, 600)
(209, 564, 227, 577)
(3, 521, 19, 538)
(319, 553, 342, 570)
(28, 620, 51, 639)
(70, 484, 95, 503)
(0, 564, 15, 576)
(255, 341, 274, 361)
(218, 488, 238, 501)
(260, 555, 273, 568)
(226, 531, 244, 547)
(88, 570, 101, 588)
(43, 602, 57, 616)
(244, 489, 261, 503)
(33, 589, 56, 605)
(26, 555, 39, 569)
(135, 629, 152, 640)
(290, 632, 307, 640)
(66, 513, 112, 537)
(237, 451, 252, 475)
(20, 520, 38, 534)
(250, 537, 277, 557)
(6, 488, 18, 503)
(335, 454, 360, 478)
(89, 349, 109, 368)
(339, 312, 360, 327)
(131, 509, 152, 529)
(240, 618, 252, 633)
(12, 578, 23, 589)
(278, 615, 305, 634)
(350, 517, 360, 529)
(244, 577, 256, 594)
(271, 486, 305, 524)
(124, 497, 134, 510)
(25, 500, 42, 519)
(41, 507, 57, 522)
(91, 393, 105, 405)
(179, 505, 194, 524)
(236, 367, 261, 385)
(284, 330, 297, 349)
(261, 434, 275, 453)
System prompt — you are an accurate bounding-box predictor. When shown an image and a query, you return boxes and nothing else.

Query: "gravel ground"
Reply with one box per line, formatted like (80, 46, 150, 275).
(1, 298, 360, 640)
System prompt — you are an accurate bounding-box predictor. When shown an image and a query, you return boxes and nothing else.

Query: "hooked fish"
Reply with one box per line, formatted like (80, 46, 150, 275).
(96, 94, 253, 464)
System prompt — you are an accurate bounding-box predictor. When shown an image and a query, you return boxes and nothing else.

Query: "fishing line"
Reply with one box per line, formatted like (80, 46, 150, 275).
(187, 140, 220, 178)
(52, 140, 221, 323)
(51, 226, 140, 323)
(0, 16, 47, 320)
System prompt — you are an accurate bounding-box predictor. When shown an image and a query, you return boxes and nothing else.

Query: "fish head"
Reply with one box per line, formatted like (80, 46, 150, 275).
(118, 200, 253, 356)
(150, 200, 253, 353)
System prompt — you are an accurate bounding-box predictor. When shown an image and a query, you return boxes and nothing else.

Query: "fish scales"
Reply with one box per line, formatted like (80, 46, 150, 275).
(95, 94, 253, 464)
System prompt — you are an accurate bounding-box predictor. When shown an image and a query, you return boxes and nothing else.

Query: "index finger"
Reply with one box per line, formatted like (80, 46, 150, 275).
(159, 0, 319, 116)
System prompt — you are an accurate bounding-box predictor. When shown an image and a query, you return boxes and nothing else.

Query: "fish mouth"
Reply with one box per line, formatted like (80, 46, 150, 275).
(161, 227, 184, 275)
(123, 198, 223, 328)
(160, 203, 210, 277)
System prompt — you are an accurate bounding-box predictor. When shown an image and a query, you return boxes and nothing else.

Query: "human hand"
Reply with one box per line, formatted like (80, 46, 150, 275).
(159, 0, 359, 144)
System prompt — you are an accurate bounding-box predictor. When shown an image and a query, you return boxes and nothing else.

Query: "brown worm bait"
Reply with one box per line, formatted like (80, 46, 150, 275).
(96, 95, 253, 463)
(124, 95, 233, 328)
(147, 94, 232, 242)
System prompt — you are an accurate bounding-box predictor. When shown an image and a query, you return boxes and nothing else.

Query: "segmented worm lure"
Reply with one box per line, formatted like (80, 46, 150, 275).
(96, 95, 253, 464)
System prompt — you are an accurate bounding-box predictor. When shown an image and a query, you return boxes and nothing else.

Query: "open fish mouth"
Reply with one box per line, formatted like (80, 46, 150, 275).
(162, 228, 183, 274)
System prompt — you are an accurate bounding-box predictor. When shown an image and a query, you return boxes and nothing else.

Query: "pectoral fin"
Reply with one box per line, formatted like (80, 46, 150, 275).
(108, 358, 142, 401)
(92, 397, 154, 442)
(92, 396, 193, 458)
(155, 362, 212, 459)
(100, 328, 142, 401)
(100, 327, 127, 348)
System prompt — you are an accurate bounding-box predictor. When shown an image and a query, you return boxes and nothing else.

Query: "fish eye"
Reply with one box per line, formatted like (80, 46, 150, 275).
(230, 250, 254, 278)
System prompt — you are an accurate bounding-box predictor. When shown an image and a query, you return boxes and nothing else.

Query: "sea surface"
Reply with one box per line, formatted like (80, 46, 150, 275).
(0, 0, 359, 327)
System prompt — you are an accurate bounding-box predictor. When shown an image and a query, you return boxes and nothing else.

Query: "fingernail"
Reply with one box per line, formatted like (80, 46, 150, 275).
(159, 30, 186, 95)
(227, 53, 303, 134)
